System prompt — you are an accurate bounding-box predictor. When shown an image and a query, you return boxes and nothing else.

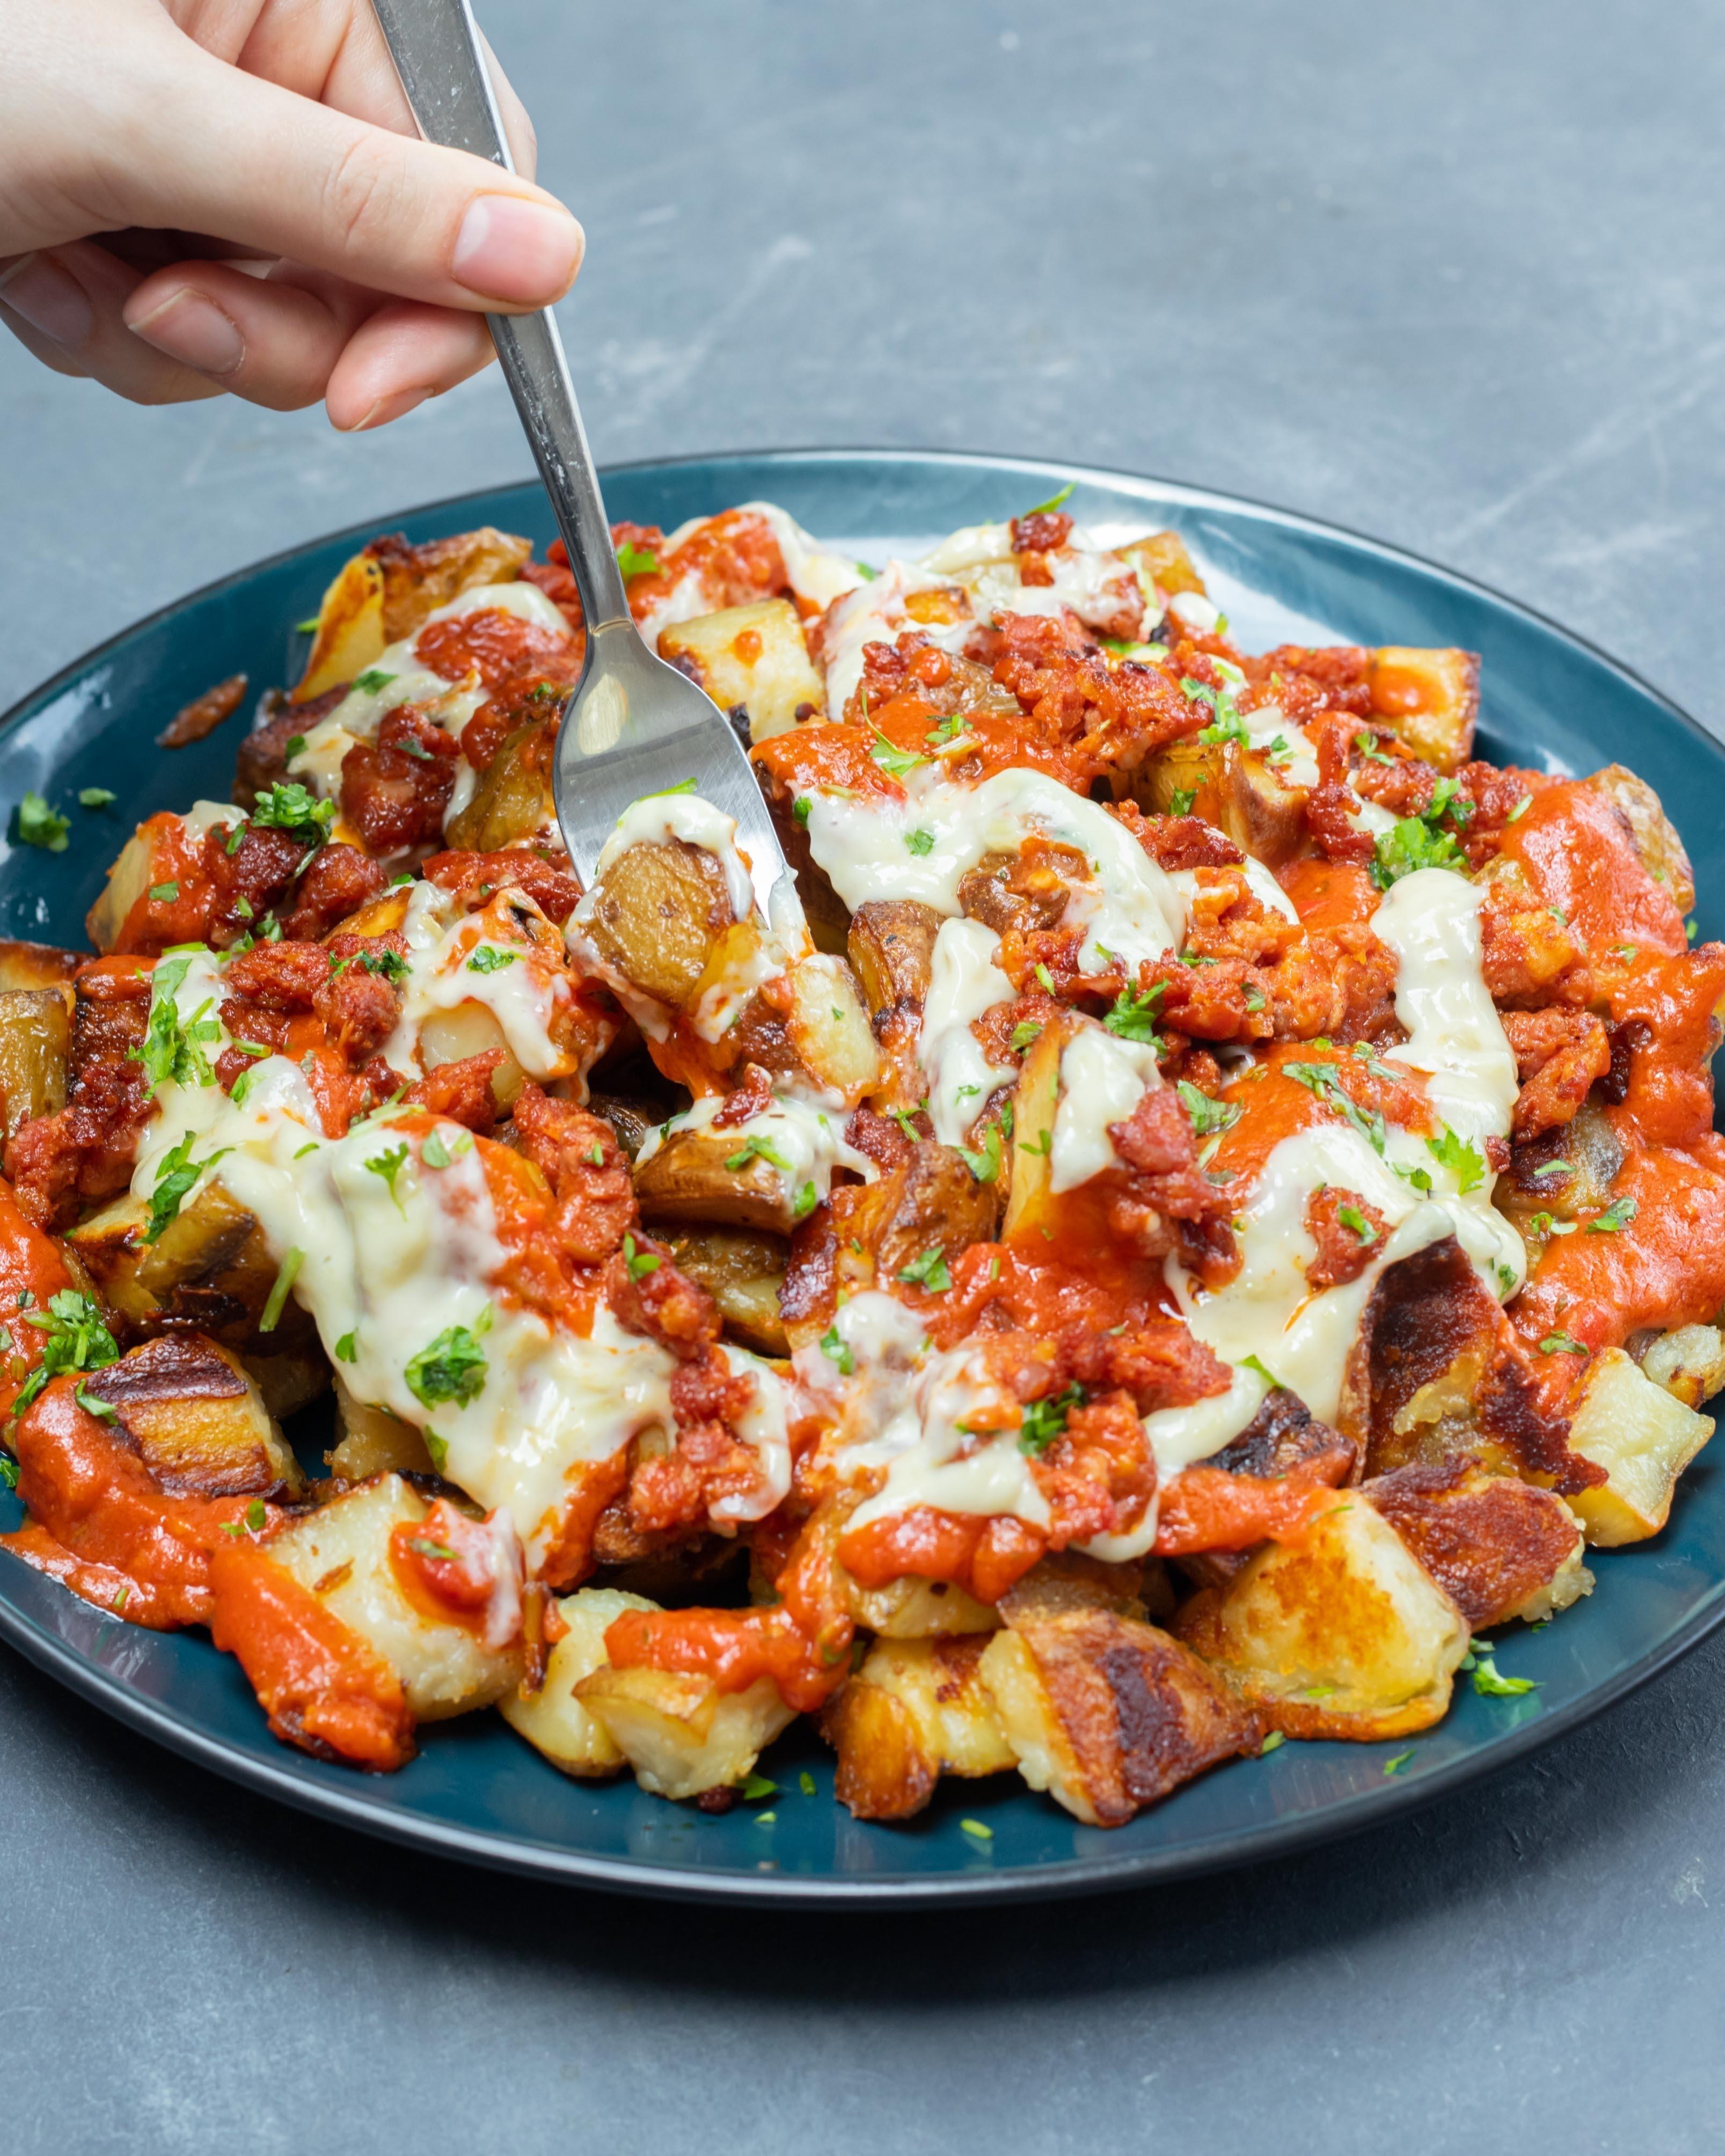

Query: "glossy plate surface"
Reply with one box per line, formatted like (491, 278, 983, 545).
(2, 449, 1720, 1906)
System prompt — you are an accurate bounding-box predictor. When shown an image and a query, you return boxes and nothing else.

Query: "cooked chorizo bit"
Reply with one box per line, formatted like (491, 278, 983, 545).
(1305, 1185, 1388, 1290)
(339, 705, 460, 854)
(423, 847, 582, 924)
(1501, 1008, 1612, 1139)
(157, 673, 248, 750)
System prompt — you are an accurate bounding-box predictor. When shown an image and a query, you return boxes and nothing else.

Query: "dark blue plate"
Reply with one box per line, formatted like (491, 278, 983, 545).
(2, 450, 1720, 1906)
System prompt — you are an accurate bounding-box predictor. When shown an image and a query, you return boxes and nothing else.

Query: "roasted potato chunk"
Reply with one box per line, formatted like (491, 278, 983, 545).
(574, 1665, 794, 1800)
(501, 1587, 657, 1777)
(980, 1600, 1258, 1826)
(580, 839, 734, 1009)
(325, 1374, 437, 1482)
(1365, 1459, 1591, 1628)
(0, 940, 81, 992)
(82, 1332, 304, 1500)
(1176, 1491, 1470, 1740)
(444, 720, 552, 853)
(662, 1226, 788, 1354)
(847, 898, 942, 1107)
(373, 527, 532, 641)
(824, 1634, 1014, 1820)
(660, 598, 825, 743)
(0, 988, 70, 1141)
(1366, 646, 1479, 772)
(1563, 1348, 1714, 1546)
(785, 953, 879, 1104)
(1638, 1323, 1725, 1411)
(1587, 763, 1695, 913)
(837, 1567, 997, 1639)
(1119, 529, 1208, 603)
(72, 1180, 316, 1351)
(832, 1137, 1000, 1302)
(266, 1474, 522, 1719)
(636, 1127, 803, 1236)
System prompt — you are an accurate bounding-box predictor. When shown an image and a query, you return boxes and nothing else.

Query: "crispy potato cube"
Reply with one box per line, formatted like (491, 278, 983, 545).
(847, 900, 941, 1020)
(574, 1665, 794, 1800)
(1587, 764, 1695, 913)
(0, 940, 81, 992)
(501, 1587, 658, 1778)
(1564, 1347, 1714, 1546)
(581, 839, 734, 1009)
(1638, 1324, 1725, 1411)
(786, 953, 879, 1104)
(76, 1179, 318, 1351)
(980, 1606, 1258, 1826)
(374, 527, 532, 641)
(267, 1474, 522, 1719)
(84, 828, 155, 953)
(635, 1125, 802, 1235)
(240, 1351, 330, 1422)
(415, 1000, 526, 1109)
(663, 1226, 788, 1355)
(838, 1566, 997, 1639)
(834, 1137, 999, 1297)
(1367, 647, 1479, 772)
(444, 720, 552, 853)
(325, 1374, 437, 1481)
(660, 598, 825, 743)
(1365, 1459, 1591, 1628)
(1119, 530, 1208, 602)
(824, 1634, 1013, 1820)
(295, 548, 387, 702)
(82, 1332, 305, 1500)
(1176, 1491, 1470, 1740)
(0, 988, 69, 1141)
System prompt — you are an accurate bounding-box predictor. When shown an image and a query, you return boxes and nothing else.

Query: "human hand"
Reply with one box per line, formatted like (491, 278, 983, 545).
(0, 0, 583, 429)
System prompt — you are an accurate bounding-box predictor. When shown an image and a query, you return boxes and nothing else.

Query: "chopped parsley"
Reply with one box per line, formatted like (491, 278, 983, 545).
(1336, 1203, 1378, 1246)
(149, 882, 180, 904)
(405, 1310, 492, 1409)
(1427, 1126, 1486, 1193)
(467, 945, 518, 974)
(926, 712, 969, 746)
(353, 669, 397, 696)
(1529, 1158, 1572, 1181)
(73, 1378, 117, 1423)
(1018, 1381, 1085, 1456)
(905, 828, 935, 856)
(740, 1772, 778, 1801)
(1103, 982, 1165, 1045)
(959, 1817, 994, 1842)
(1382, 1750, 1414, 1775)
(258, 1248, 303, 1333)
(793, 796, 812, 827)
(1033, 961, 1056, 994)
(13, 1290, 120, 1417)
(1588, 1195, 1637, 1233)
(359, 950, 410, 982)
(897, 1246, 952, 1293)
(334, 1332, 357, 1364)
(364, 1142, 411, 1212)
(406, 1537, 458, 1562)
(1538, 1331, 1588, 1356)
(1242, 984, 1266, 1012)
(725, 1132, 793, 1174)
(1471, 1656, 1539, 1698)
(958, 1122, 1003, 1184)
(16, 793, 70, 853)
(1353, 731, 1394, 766)
(1177, 1080, 1240, 1139)
(133, 959, 221, 1094)
(1241, 1353, 1284, 1390)
(1259, 1731, 1286, 1756)
(1282, 1062, 1385, 1154)
(78, 787, 117, 810)
(622, 1234, 660, 1282)
(820, 1327, 855, 1376)
(615, 539, 661, 579)
(1010, 1020, 1042, 1053)
(869, 728, 927, 779)
(144, 1132, 231, 1244)
(249, 780, 336, 845)
(1022, 483, 1074, 516)
(1167, 787, 1197, 817)
(1505, 794, 1532, 823)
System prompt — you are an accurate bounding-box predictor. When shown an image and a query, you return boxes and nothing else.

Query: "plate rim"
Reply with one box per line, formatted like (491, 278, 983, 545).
(3, 444, 1722, 1907)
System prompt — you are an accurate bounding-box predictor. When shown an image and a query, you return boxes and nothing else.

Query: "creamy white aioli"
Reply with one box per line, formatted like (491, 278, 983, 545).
(918, 919, 1019, 1146)
(633, 1085, 876, 1209)
(1049, 1023, 1162, 1194)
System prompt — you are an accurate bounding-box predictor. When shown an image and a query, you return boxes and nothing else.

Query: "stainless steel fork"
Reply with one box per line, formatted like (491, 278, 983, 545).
(371, 0, 794, 923)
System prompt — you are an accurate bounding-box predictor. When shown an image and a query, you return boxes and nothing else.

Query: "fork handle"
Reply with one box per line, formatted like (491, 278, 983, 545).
(371, 0, 631, 633)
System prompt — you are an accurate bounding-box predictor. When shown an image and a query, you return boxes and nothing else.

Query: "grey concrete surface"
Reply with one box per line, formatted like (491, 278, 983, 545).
(3, 2, 1725, 2150)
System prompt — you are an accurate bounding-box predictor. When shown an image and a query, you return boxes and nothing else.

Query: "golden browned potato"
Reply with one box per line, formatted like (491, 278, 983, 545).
(325, 1374, 438, 1482)
(1367, 647, 1479, 772)
(239, 1351, 330, 1422)
(266, 1474, 523, 1719)
(579, 839, 734, 1008)
(373, 527, 532, 641)
(501, 1587, 659, 1777)
(574, 1665, 794, 1800)
(1002, 1013, 1076, 1241)
(663, 1226, 789, 1354)
(847, 900, 942, 1020)
(294, 549, 387, 702)
(84, 827, 156, 952)
(784, 953, 880, 1104)
(70, 1181, 315, 1351)
(837, 1567, 997, 1639)
(1119, 529, 1208, 603)
(444, 720, 552, 853)
(635, 1125, 804, 1236)
(1130, 740, 1304, 865)
(980, 1600, 1258, 1826)
(1563, 1348, 1714, 1546)
(1588, 763, 1695, 913)
(824, 1634, 1014, 1820)
(1364, 1459, 1592, 1628)
(1638, 1323, 1725, 1411)
(659, 598, 825, 743)
(82, 1332, 305, 1500)
(0, 940, 81, 992)
(830, 1138, 1000, 1307)
(1175, 1490, 1470, 1741)
(0, 988, 69, 1141)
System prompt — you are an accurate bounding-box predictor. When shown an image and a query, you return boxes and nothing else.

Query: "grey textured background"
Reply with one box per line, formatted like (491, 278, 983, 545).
(4, 3, 1725, 2150)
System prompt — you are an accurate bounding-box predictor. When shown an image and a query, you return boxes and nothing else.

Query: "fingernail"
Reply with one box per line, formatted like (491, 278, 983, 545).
(126, 289, 245, 377)
(452, 196, 583, 304)
(338, 386, 431, 433)
(0, 254, 92, 349)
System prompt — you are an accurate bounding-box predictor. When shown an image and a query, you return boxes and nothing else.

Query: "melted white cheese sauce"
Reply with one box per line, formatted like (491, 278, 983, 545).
(634, 1085, 876, 1209)
(1049, 1023, 1162, 1194)
(918, 919, 1019, 1146)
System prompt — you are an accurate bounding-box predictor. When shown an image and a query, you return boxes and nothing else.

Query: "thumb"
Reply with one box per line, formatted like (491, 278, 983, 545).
(101, 41, 583, 313)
